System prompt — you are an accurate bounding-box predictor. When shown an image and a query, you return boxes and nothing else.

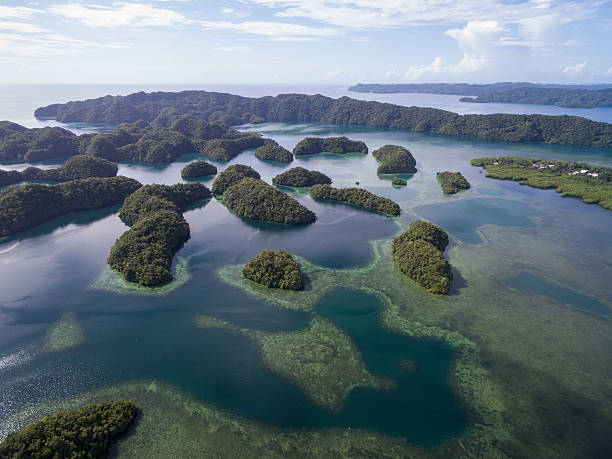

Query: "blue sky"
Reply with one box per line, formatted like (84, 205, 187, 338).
(1, 0, 611, 84)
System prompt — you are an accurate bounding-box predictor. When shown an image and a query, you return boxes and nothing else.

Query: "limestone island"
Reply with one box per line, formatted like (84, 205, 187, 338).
(223, 177, 316, 224)
(437, 171, 471, 194)
(254, 140, 293, 162)
(108, 183, 211, 286)
(293, 137, 368, 156)
(181, 160, 217, 180)
(309, 184, 400, 216)
(0, 122, 79, 163)
(272, 167, 331, 187)
(372, 145, 417, 174)
(211, 164, 261, 195)
(392, 178, 407, 187)
(471, 156, 612, 210)
(0, 400, 137, 458)
(392, 221, 453, 295)
(242, 249, 304, 290)
(0, 176, 141, 238)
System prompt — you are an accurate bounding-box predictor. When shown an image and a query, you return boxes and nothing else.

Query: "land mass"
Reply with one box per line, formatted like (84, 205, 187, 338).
(460, 87, 612, 108)
(372, 145, 417, 174)
(293, 137, 368, 156)
(242, 249, 304, 290)
(437, 171, 471, 194)
(254, 140, 293, 162)
(310, 184, 400, 216)
(181, 160, 217, 180)
(272, 167, 331, 187)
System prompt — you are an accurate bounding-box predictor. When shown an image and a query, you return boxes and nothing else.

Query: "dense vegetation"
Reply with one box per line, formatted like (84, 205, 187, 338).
(372, 145, 417, 174)
(272, 167, 331, 187)
(0, 176, 141, 237)
(0, 168, 24, 186)
(223, 177, 316, 224)
(242, 249, 304, 290)
(437, 171, 471, 194)
(181, 160, 217, 179)
(471, 156, 612, 210)
(0, 400, 136, 458)
(33, 90, 612, 148)
(461, 87, 612, 108)
(293, 137, 368, 156)
(211, 164, 261, 195)
(0, 124, 79, 163)
(392, 177, 407, 186)
(254, 140, 293, 162)
(392, 221, 452, 294)
(109, 183, 211, 286)
(309, 184, 400, 216)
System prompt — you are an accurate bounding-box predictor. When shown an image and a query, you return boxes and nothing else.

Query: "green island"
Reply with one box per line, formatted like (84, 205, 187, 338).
(223, 177, 316, 225)
(0, 400, 137, 458)
(34, 90, 612, 148)
(460, 86, 612, 108)
(309, 184, 400, 216)
(0, 122, 79, 163)
(0, 176, 141, 238)
(392, 221, 452, 295)
(272, 167, 331, 187)
(181, 160, 217, 180)
(372, 145, 417, 174)
(254, 140, 293, 162)
(348, 82, 553, 96)
(392, 177, 407, 187)
(437, 171, 471, 194)
(293, 136, 368, 156)
(108, 183, 211, 286)
(242, 249, 305, 290)
(211, 164, 261, 195)
(195, 316, 392, 410)
(471, 156, 612, 210)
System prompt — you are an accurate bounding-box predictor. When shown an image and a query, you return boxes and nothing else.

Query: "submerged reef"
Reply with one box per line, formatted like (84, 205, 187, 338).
(272, 167, 331, 188)
(372, 145, 417, 174)
(181, 160, 217, 180)
(436, 171, 471, 194)
(310, 184, 400, 216)
(254, 140, 293, 162)
(0, 176, 141, 237)
(108, 183, 210, 286)
(472, 156, 612, 210)
(0, 400, 137, 458)
(392, 221, 452, 295)
(211, 164, 261, 196)
(293, 137, 368, 156)
(243, 249, 304, 290)
(43, 312, 85, 353)
(223, 178, 317, 224)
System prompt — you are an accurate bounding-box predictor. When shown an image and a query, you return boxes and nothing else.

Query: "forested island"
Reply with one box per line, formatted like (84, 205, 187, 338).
(309, 184, 400, 216)
(223, 178, 316, 225)
(293, 137, 368, 156)
(34, 90, 612, 148)
(0, 123, 79, 162)
(255, 140, 293, 162)
(272, 167, 331, 187)
(211, 164, 261, 195)
(392, 221, 452, 294)
(437, 171, 471, 194)
(372, 145, 417, 174)
(181, 160, 217, 180)
(460, 87, 612, 108)
(0, 400, 136, 458)
(471, 157, 612, 210)
(392, 178, 407, 187)
(242, 249, 304, 290)
(0, 176, 141, 237)
(109, 183, 211, 286)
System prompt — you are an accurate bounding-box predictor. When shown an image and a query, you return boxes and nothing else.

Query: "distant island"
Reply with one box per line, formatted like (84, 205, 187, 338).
(310, 184, 400, 216)
(471, 157, 612, 210)
(437, 171, 471, 194)
(293, 137, 368, 156)
(460, 87, 612, 108)
(272, 167, 331, 187)
(243, 249, 304, 290)
(255, 140, 293, 162)
(372, 145, 417, 174)
(33, 89, 612, 148)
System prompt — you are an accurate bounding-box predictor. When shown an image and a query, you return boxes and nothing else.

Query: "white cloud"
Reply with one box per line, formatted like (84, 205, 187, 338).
(49, 2, 189, 27)
(0, 21, 49, 34)
(200, 20, 340, 41)
(404, 54, 487, 81)
(605, 66, 612, 76)
(446, 21, 506, 52)
(384, 69, 397, 79)
(212, 46, 253, 52)
(0, 6, 41, 20)
(562, 62, 587, 74)
(327, 68, 343, 78)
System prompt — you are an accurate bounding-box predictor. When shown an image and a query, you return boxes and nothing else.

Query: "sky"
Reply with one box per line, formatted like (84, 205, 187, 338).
(1, 0, 611, 85)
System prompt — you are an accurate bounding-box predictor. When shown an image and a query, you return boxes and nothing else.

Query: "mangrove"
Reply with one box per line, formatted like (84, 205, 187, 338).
(242, 249, 304, 290)
(309, 184, 400, 216)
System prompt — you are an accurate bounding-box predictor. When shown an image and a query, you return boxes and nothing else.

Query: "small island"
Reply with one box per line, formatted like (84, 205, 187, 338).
(293, 137, 368, 156)
(223, 177, 316, 224)
(309, 184, 400, 216)
(181, 160, 217, 180)
(0, 123, 79, 163)
(211, 164, 261, 195)
(0, 400, 137, 458)
(392, 221, 452, 295)
(108, 183, 211, 286)
(272, 167, 331, 187)
(437, 171, 471, 194)
(372, 145, 417, 174)
(242, 249, 304, 290)
(254, 140, 293, 162)
(0, 176, 141, 237)
(471, 156, 612, 211)
(392, 178, 407, 187)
